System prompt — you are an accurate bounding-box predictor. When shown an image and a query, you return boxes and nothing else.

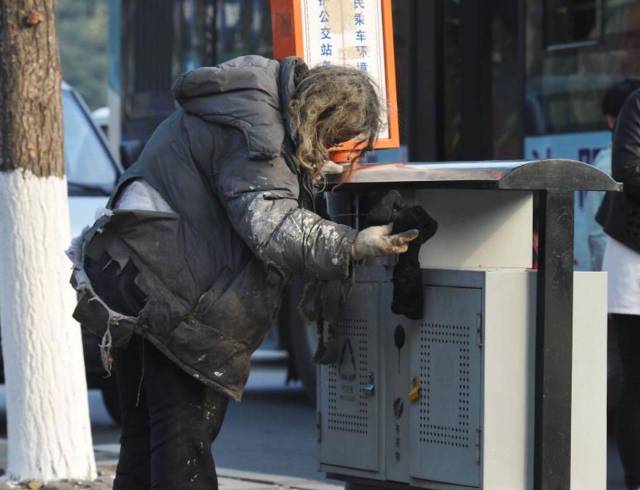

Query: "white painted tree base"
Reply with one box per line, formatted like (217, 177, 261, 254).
(0, 169, 96, 481)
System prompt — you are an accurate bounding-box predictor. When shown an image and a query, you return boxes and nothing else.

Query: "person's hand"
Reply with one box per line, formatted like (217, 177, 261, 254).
(352, 223, 419, 260)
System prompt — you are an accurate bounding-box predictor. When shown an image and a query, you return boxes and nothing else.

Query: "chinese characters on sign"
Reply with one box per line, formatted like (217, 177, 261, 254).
(300, 0, 390, 138)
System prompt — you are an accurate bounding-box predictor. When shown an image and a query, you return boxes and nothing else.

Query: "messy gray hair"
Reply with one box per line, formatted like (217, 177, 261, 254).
(288, 65, 382, 177)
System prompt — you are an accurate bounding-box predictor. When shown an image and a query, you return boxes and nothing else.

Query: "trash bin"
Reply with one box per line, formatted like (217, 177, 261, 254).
(318, 160, 619, 490)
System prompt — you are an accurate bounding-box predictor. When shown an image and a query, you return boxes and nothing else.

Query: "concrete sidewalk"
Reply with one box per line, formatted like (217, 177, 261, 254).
(94, 443, 342, 489)
(0, 440, 342, 490)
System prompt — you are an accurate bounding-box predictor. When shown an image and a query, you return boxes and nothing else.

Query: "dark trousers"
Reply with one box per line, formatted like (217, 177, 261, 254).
(613, 314, 640, 490)
(112, 335, 229, 490)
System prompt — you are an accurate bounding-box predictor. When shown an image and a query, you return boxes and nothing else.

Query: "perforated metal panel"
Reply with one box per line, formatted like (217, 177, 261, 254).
(320, 282, 381, 472)
(327, 318, 370, 433)
(409, 286, 482, 487)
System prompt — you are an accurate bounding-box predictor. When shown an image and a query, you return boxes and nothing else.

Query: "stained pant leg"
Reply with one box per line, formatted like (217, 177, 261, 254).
(143, 339, 229, 490)
(614, 314, 640, 489)
(88, 249, 150, 489)
(113, 335, 151, 489)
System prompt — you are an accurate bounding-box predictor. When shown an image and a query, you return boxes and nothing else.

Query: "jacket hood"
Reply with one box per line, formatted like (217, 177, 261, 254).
(172, 55, 306, 159)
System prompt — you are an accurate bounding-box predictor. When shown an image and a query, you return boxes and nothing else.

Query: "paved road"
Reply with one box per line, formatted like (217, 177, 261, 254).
(87, 363, 632, 490)
(0, 363, 629, 488)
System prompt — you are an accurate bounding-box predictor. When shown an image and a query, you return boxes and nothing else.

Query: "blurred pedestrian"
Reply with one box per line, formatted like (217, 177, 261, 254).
(587, 80, 640, 270)
(587, 80, 640, 427)
(597, 81, 640, 490)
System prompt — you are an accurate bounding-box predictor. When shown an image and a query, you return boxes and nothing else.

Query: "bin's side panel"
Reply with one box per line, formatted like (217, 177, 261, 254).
(570, 271, 606, 490)
(319, 281, 381, 473)
(481, 271, 606, 490)
(409, 286, 483, 487)
(482, 271, 536, 490)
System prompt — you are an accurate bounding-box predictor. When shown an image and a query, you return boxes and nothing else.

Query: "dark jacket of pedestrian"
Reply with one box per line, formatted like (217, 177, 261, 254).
(69, 56, 358, 401)
(597, 88, 640, 251)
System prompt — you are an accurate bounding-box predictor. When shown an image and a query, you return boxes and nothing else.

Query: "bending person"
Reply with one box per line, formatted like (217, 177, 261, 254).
(67, 55, 417, 490)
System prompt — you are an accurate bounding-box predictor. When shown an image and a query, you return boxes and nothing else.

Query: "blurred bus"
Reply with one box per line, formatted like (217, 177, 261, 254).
(108, 1, 640, 165)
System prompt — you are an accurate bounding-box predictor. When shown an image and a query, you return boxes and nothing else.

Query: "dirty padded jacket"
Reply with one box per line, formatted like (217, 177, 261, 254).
(71, 56, 357, 401)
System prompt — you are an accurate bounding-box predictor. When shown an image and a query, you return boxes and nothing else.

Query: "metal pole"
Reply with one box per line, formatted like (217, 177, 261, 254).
(534, 190, 575, 490)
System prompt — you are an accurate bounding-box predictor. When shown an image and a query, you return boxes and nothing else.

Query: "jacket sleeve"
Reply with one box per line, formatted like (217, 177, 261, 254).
(212, 142, 357, 280)
(612, 91, 640, 200)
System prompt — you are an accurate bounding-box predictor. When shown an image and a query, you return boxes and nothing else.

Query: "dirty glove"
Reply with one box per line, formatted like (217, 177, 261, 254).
(352, 223, 419, 260)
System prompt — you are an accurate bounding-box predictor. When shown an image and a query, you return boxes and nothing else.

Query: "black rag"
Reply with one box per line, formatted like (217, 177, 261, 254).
(366, 190, 438, 320)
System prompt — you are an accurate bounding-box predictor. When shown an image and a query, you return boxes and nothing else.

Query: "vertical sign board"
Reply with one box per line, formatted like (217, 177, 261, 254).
(271, 0, 400, 152)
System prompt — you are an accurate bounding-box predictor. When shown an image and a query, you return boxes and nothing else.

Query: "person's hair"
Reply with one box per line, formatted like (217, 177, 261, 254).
(288, 65, 382, 177)
(602, 78, 640, 118)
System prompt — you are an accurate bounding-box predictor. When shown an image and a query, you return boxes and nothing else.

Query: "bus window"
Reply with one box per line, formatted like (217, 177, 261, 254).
(216, 0, 272, 62)
(119, 0, 225, 122)
(436, 0, 523, 161)
(122, 0, 176, 120)
(526, 0, 640, 137)
(605, 0, 640, 75)
(116, 0, 274, 139)
(544, 0, 600, 48)
(178, 0, 217, 72)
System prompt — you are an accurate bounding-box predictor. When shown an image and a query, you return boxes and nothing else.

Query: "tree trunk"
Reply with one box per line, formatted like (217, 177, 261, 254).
(0, 0, 96, 481)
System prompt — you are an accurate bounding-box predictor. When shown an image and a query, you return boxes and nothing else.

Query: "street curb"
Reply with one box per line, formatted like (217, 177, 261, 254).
(217, 468, 342, 489)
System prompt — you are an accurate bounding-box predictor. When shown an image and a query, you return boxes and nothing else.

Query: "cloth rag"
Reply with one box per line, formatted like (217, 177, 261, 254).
(366, 191, 438, 320)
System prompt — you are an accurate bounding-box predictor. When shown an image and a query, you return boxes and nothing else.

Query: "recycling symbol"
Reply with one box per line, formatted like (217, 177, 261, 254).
(338, 338, 357, 382)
